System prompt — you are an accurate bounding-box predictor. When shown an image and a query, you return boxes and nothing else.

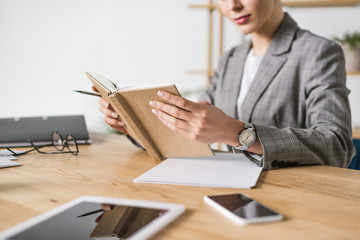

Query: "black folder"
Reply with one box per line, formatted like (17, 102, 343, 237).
(0, 115, 91, 147)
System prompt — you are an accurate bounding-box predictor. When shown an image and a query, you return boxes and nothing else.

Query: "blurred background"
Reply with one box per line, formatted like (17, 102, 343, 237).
(0, 0, 359, 133)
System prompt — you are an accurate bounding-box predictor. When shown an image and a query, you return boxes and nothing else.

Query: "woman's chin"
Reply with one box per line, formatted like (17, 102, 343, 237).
(236, 24, 256, 36)
(237, 27, 253, 36)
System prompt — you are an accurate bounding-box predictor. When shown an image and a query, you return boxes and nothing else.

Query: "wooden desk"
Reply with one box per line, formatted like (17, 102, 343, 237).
(1, 133, 359, 239)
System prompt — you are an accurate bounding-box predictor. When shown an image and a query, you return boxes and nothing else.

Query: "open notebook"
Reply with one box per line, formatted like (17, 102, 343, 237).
(86, 71, 213, 161)
(134, 152, 263, 189)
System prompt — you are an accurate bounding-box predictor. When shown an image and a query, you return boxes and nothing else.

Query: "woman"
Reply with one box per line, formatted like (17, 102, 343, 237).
(97, 0, 355, 169)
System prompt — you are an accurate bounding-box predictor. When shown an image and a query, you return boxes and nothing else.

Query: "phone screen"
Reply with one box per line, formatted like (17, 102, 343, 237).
(207, 194, 280, 219)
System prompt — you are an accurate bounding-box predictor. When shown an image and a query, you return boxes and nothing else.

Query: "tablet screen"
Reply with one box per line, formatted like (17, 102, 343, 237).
(9, 201, 167, 240)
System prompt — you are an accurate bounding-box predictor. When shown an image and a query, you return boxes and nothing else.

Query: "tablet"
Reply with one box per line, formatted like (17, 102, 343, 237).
(0, 196, 185, 240)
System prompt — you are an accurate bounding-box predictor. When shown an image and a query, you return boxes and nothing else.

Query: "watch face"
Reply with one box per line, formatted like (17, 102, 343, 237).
(240, 129, 256, 146)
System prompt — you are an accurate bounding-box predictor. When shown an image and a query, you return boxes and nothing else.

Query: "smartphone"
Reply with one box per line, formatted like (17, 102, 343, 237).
(204, 193, 283, 225)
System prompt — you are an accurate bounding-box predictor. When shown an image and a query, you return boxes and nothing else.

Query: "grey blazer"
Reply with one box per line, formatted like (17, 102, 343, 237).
(200, 13, 355, 170)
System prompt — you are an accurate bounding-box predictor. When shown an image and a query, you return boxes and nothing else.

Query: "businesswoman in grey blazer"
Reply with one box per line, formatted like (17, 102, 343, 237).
(98, 0, 355, 169)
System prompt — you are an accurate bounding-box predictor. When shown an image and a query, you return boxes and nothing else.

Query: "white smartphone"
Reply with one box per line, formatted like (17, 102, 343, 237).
(204, 193, 283, 225)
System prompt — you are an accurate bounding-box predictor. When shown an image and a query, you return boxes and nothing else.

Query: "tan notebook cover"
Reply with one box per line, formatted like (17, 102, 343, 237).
(86, 71, 214, 161)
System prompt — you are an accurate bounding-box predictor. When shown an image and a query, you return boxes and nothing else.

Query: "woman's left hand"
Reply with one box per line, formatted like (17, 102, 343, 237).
(149, 91, 243, 146)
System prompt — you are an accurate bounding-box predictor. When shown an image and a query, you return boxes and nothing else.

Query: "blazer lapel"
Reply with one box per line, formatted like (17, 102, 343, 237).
(241, 13, 298, 122)
(241, 54, 287, 122)
(224, 41, 251, 118)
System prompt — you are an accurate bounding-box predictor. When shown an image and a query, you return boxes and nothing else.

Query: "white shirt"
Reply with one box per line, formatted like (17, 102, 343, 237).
(237, 49, 264, 120)
(236, 48, 264, 164)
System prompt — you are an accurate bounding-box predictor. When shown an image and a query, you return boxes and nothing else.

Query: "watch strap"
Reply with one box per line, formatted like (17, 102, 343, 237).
(244, 122, 254, 130)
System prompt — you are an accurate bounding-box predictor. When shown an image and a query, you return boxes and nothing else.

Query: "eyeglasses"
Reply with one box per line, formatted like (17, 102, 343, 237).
(6, 131, 79, 156)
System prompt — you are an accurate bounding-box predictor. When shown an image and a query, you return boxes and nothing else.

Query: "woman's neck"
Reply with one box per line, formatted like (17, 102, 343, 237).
(251, 11, 284, 56)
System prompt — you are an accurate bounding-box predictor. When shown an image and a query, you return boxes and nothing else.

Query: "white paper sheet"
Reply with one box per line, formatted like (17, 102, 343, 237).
(134, 152, 262, 189)
(0, 156, 22, 168)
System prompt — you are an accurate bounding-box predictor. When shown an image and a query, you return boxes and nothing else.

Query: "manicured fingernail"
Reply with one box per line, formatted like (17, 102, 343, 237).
(152, 109, 159, 115)
(104, 205, 111, 211)
(157, 91, 165, 97)
(149, 101, 157, 107)
(111, 112, 118, 118)
(118, 121, 124, 126)
(104, 102, 109, 108)
(158, 117, 165, 122)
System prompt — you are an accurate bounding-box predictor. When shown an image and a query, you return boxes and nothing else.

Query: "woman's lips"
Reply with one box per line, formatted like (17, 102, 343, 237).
(234, 14, 251, 24)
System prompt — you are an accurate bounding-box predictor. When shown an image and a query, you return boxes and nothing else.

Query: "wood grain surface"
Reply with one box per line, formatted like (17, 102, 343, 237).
(0, 133, 359, 239)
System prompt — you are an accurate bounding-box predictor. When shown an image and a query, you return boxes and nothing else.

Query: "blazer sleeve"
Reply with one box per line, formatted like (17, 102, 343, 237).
(255, 41, 355, 169)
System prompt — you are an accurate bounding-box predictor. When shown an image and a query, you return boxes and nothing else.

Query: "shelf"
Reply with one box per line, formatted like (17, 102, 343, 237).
(353, 127, 360, 139)
(190, 1, 360, 8)
(347, 71, 360, 75)
(188, 4, 217, 10)
(282, 0, 360, 7)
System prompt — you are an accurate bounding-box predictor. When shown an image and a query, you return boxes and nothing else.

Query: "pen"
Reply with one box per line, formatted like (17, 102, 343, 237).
(74, 90, 101, 97)
(76, 209, 104, 218)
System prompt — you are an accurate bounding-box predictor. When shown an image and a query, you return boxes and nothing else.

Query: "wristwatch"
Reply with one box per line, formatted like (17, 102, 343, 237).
(232, 122, 256, 153)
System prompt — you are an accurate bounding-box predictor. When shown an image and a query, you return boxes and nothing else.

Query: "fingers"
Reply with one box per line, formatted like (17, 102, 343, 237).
(151, 108, 194, 132)
(99, 105, 117, 118)
(149, 96, 210, 142)
(150, 91, 236, 144)
(98, 97, 109, 108)
(150, 100, 193, 122)
(156, 116, 199, 141)
(150, 92, 212, 125)
(104, 116, 127, 133)
(95, 213, 103, 223)
(149, 92, 210, 132)
(100, 204, 113, 211)
(96, 204, 114, 223)
(198, 100, 212, 106)
(92, 86, 98, 92)
(156, 91, 202, 112)
(97, 97, 128, 134)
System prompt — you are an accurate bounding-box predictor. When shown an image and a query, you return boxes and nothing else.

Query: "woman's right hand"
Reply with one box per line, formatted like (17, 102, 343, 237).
(92, 86, 128, 134)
